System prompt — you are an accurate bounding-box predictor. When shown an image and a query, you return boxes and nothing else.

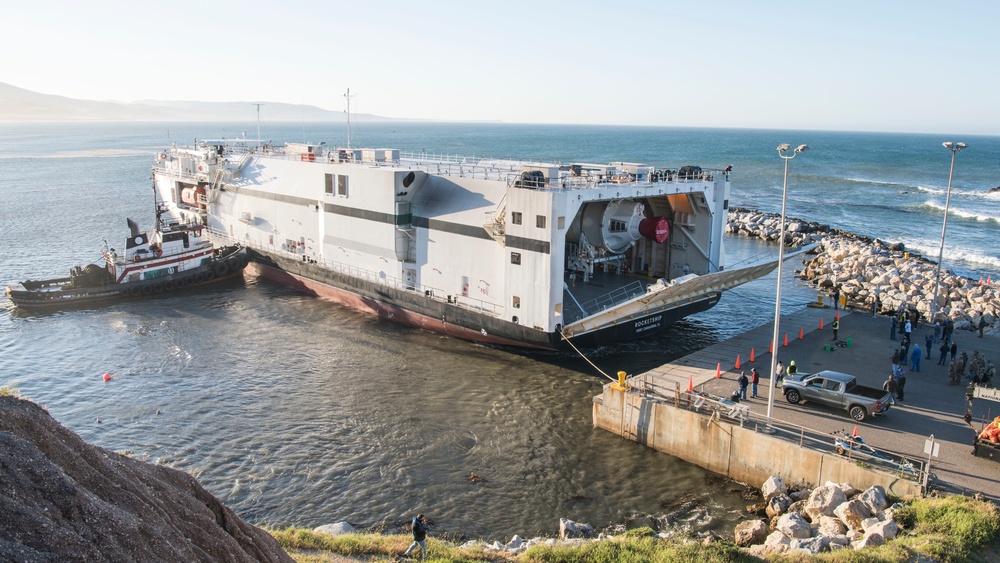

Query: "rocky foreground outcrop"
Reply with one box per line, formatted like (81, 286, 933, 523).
(728, 207, 999, 333)
(0, 395, 292, 562)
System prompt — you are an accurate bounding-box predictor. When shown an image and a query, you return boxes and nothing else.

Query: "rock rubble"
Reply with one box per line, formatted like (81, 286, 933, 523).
(738, 475, 904, 555)
(727, 207, 999, 334)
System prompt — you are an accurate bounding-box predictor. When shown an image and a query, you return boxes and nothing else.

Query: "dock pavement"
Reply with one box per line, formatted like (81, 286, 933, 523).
(634, 305, 1000, 501)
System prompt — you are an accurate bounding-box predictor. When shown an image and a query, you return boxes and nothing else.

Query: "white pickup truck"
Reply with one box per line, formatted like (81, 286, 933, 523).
(782, 370, 893, 422)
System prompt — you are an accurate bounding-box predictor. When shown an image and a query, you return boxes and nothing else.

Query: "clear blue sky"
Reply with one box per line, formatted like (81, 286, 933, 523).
(4, 0, 997, 135)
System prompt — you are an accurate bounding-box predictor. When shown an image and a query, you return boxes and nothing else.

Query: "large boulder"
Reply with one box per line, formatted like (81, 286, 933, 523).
(835, 499, 873, 532)
(858, 485, 889, 514)
(777, 513, 812, 539)
(805, 484, 847, 520)
(734, 519, 768, 547)
(761, 476, 788, 502)
(766, 494, 793, 519)
(0, 396, 292, 563)
(559, 518, 594, 539)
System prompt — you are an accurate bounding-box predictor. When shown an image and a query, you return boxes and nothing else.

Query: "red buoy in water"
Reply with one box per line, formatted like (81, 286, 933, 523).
(103, 373, 112, 382)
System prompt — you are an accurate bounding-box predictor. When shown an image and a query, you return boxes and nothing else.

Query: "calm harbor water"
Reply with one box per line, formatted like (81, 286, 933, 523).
(1, 122, 997, 540)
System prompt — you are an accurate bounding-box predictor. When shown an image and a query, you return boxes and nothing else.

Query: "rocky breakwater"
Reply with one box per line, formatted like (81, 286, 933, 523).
(0, 394, 292, 562)
(736, 476, 903, 556)
(727, 207, 999, 334)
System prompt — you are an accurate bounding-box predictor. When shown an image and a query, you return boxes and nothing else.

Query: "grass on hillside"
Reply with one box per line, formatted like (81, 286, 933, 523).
(268, 494, 1000, 563)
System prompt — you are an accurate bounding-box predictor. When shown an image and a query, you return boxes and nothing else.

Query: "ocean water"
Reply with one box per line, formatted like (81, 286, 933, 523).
(0, 122, 997, 540)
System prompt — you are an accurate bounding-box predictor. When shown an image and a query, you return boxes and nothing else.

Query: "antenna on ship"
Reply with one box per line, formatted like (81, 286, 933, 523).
(343, 88, 356, 149)
(252, 103, 265, 145)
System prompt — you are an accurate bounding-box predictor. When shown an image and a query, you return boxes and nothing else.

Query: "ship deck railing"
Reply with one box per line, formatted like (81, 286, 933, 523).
(155, 144, 728, 192)
(206, 229, 504, 317)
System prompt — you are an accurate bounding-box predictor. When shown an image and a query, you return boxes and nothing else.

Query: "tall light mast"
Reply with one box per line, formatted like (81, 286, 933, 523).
(343, 88, 356, 149)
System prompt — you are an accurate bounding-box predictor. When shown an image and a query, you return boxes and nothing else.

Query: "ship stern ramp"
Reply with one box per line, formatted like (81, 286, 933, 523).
(560, 244, 816, 342)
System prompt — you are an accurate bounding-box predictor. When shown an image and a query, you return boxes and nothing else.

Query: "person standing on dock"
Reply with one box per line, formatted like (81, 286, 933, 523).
(911, 343, 922, 372)
(786, 361, 798, 378)
(402, 514, 429, 561)
(832, 318, 840, 341)
(925, 334, 933, 359)
(776, 361, 784, 386)
(939, 342, 950, 366)
(896, 371, 907, 402)
(890, 316, 897, 340)
(738, 371, 749, 401)
(750, 367, 760, 398)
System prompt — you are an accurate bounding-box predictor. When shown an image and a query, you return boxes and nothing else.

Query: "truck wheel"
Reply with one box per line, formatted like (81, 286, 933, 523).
(785, 389, 801, 404)
(850, 405, 868, 422)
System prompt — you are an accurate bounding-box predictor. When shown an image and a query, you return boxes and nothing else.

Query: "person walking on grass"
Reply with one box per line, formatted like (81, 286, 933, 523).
(401, 514, 429, 561)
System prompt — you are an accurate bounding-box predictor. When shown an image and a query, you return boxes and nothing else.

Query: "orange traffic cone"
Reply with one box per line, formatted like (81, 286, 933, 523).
(715, 363, 722, 378)
(687, 375, 694, 392)
(783, 333, 789, 347)
(989, 275, 993, 285)
(750, 348, 756, 363)
(819, 318, 824, 330)
(852, 425, 859, 438)
(835, 310, 841, 321)
(734, 354, 741, 369)
(769, 340, 774, 354)
(980, 276, 984, 286)
(799, 327, 804, 340)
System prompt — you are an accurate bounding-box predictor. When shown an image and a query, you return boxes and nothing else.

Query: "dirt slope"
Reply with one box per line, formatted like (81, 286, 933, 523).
(0, 395, 292, 562)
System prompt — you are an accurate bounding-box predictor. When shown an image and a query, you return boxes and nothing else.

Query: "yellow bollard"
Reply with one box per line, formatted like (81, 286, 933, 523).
(612, 371, 628, 391)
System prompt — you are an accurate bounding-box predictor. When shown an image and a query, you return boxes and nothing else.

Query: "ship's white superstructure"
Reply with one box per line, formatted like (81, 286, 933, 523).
(152, 138, 779, 349)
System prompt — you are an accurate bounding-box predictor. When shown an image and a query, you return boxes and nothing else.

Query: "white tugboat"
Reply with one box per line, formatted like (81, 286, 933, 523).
(152, 134, 784, 349)
(5, 202, 248, 308)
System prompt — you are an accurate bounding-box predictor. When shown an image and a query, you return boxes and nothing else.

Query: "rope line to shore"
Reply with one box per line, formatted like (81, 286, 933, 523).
(559, 329, 616, 382)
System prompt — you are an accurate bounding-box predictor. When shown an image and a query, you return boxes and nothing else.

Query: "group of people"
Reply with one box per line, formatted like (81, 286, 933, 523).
(734, 361, 797, 401)
(886, 305, 996, 391)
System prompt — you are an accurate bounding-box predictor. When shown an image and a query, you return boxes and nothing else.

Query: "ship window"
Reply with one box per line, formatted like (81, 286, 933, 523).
(609, 219, 627, 232)
(325, 173, 334, 194)
(338, 175, 349, 196)
(511, 212, 522, 225)
(511, 252, 521, 265)
(536, 215, 546, 229)
(512, 296, 521, 309)
(557, 216, 565, 229)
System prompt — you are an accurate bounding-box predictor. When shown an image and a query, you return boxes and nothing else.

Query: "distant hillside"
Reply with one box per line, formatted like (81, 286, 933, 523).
(0, 82, 403, 122)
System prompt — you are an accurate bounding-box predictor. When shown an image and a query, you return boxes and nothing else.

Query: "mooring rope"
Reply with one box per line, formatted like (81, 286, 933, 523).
(559, 328, 616, 382)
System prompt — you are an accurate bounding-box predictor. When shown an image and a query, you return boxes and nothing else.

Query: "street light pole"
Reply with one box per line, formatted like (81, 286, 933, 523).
(767, 143, 809, 421)
(929, 142, 967, 323)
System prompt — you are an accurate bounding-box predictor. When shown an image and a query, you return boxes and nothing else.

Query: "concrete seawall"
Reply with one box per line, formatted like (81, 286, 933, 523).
(593, 384, 921, 497)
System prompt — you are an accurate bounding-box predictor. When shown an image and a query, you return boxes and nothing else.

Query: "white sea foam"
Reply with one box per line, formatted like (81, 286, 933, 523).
(906, 239, 1000, 271)
(922, 200, 1000, 223)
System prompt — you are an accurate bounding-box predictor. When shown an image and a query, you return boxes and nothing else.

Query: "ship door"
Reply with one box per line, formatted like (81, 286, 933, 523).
(403, 268, 416, 290)
(461, 275, 470, 297)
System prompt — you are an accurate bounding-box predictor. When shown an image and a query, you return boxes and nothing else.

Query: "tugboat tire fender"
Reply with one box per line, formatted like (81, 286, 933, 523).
(120, 288, 130, 296)
(129, 286, 142, 296)
(164, 280, 175, 290)
(204, 270, 216, 281)
(141, 285, 153, 295)
(213, 261, 230, 277)
(195, 273, 206, 283)
(153, 283, 164, 294)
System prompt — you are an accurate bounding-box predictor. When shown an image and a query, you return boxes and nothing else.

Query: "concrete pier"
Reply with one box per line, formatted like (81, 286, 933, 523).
(594, 306, 1000, 499)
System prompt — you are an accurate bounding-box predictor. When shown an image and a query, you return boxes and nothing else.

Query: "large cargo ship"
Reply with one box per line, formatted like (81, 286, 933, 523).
(152, 136, 781, 349)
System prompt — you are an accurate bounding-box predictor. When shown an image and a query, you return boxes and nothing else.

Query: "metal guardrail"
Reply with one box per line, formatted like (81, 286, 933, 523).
(626, 373, 932, 486)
